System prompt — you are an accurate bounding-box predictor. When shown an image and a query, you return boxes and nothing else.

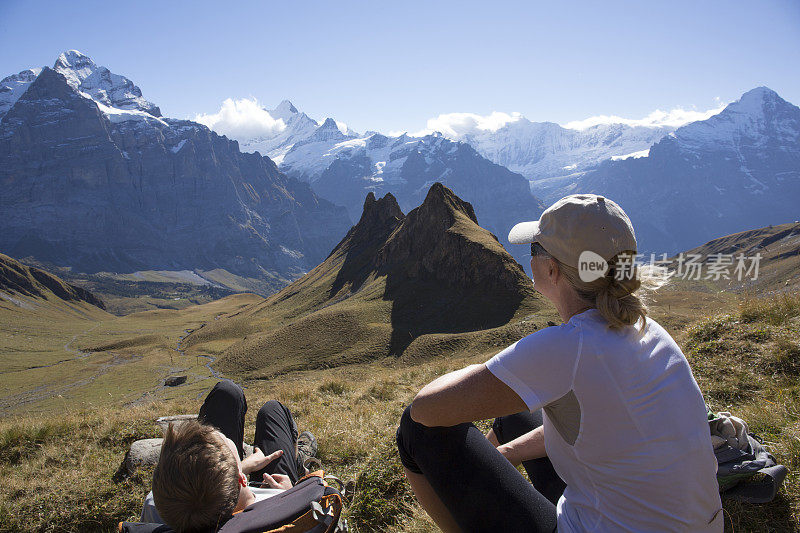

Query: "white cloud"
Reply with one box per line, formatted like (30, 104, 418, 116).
(416, 111, 524, 138)
(334, 120, 351, 135)
(415, 98, 729, 138)
(194, 97, 286, 140)
(562, 102, 727, 130)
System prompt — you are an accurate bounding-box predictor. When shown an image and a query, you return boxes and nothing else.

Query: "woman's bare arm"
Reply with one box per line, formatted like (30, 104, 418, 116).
(496, 426, 546, 465)
(410, 363, 528, 427)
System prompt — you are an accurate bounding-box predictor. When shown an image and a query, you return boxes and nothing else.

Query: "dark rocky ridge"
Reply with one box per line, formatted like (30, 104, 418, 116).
(327, 182, 533, 300)
(0, 252, 105, 309)
(0, 65, 351, 291)
(326, 191, 406, 296)
(377, 183, 530, 293)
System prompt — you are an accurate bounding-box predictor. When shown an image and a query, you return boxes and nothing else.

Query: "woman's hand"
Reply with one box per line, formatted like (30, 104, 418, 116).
(261, 472, 293, 490)
(496, 426, 546, 466)
(410, 363, 528, 428)
(241, 447, 284, 475)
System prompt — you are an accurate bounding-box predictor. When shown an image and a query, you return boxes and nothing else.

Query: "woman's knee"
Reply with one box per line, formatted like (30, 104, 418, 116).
(397, 405, 425, 473)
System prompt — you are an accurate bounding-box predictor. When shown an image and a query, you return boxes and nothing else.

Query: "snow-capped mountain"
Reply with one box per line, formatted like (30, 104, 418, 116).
(0, 51, 351, 289)
(670, 86, 798, 154)
(53, 50, 162, 116)
(202, 98, 677, 185)
(445, 119, 673, 181)
(1, 51, 162, 125)
(567, 86, 800, 254)
(0, 68, 42, 118)
(281, 124, 546, 267)
(234, 100, 325, 164)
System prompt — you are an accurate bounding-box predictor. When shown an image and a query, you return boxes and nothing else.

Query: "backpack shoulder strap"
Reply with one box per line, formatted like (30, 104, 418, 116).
(219, 476, 345, 533)
(264, 492, 344, 533)
(118, 523, 173, 533)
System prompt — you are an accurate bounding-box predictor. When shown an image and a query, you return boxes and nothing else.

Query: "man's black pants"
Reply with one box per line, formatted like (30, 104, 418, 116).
(198, 379, 302, 484)
(396, 406, 566, 532)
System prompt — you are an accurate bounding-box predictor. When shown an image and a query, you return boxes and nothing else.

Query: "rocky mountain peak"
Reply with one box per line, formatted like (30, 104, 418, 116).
(302, 117, 350, 144)
(738, 86, 780, 104)
(359, 191, 403, 226)
(719, 85, 788, 119)
(1, 66, 109, 146)
(318, 117, 340, 130)
(0, 68, 41, 85)
(272, 99, 299, 120)
(321, 183, 533, 304)
(53, 49, 161, 117)
(377, 183, 529, 292)
(330, 192, 405, 263)
(274, 100, 299, 118)
(54, 50, 95, 75)
(669, 85, 800, 149)
(366, 132, 390, 150)
(12, 66, 83, 105)
(416, 181, 479, 225)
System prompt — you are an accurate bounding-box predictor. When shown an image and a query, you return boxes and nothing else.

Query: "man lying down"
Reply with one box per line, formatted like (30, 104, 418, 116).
(141, 380, 318, 532)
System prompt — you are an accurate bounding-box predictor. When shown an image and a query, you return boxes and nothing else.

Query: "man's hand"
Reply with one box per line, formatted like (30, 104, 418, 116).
(241, 447, 284, 475)
(262, 472, 293, 490)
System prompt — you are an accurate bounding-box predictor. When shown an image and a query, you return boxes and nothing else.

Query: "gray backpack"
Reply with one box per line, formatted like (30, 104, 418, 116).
(709, 411, 788, 503)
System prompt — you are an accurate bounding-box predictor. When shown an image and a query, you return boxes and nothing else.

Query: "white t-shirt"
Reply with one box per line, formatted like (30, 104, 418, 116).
(486, 308, 723, 532)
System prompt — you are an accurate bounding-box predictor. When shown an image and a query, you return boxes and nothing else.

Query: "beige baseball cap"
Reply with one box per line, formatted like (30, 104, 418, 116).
(508, 193, 637, 268)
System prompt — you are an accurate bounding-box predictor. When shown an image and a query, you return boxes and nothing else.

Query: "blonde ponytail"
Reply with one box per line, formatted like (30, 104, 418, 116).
(553, 250, 649, 334)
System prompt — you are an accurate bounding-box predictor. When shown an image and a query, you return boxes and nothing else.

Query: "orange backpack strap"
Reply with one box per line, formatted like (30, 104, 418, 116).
(298, 469, 325, 483)
(263, 493, 344, 533)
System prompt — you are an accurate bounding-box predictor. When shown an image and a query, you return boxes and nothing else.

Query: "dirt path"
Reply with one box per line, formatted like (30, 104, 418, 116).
(1, 313, 229, 413)
(0, 351, 141, 415)
(0, 324, 101, 375)
(0, 323, 112, 413)
(126, 325, 224, 405)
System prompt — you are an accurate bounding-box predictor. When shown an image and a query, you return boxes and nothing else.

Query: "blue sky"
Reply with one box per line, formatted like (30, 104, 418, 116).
(1, 0, 798, 133)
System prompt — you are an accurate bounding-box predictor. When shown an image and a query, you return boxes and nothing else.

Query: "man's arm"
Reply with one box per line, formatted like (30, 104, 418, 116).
(410, 363, 528, 427)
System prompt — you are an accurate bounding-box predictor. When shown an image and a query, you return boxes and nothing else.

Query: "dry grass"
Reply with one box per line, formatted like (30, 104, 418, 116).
(0, 403, 164, 532)
(685, 293, 800, 532)
(1, 292, 799, 531)
(0, 348, 486, 532)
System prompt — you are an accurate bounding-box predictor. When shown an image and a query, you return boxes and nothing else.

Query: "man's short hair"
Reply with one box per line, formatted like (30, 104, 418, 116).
(152, 420, 240, 532)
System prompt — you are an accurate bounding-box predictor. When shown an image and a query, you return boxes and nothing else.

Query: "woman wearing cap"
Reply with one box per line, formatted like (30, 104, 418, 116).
(396, 194, 723, 532)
